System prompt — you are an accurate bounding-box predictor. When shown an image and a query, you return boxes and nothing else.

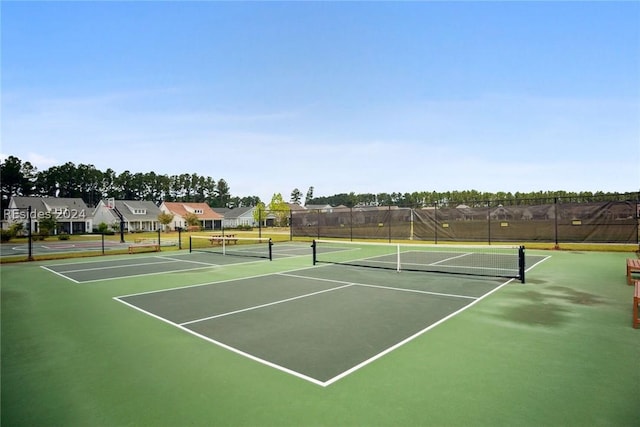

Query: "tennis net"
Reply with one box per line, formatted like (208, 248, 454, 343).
(190, 235, 273, 260)
(312, 239, 525, 282)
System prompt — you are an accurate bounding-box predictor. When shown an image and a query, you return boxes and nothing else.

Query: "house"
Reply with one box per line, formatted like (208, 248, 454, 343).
(93, 199, 161, 232)
(287, 203, 307, 213)
(159, 202, 223, 231)
(6, 196, 93, 234)
(303, 204, 334, 212)
(213, 207, 258, 228)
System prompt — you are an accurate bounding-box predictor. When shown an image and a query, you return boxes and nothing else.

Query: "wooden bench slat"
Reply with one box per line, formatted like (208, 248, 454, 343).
(626, 259, 640, 285)
(128, 244, 160, 254)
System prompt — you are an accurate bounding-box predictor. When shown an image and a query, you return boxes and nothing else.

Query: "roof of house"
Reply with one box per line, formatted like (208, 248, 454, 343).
(9, 196, 48, 211)
(162, 202, 222, 220)
(9, 196, 91, 217)
(287, 203, 306, 211)
(212, 206, 255, 219)
(113, 200, 161, 222)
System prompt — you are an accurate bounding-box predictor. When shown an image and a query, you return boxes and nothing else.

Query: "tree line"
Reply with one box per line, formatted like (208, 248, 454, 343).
(3, 155, 635, 214)
(0, 155, 261, 211)
(302, 190, 638, 208)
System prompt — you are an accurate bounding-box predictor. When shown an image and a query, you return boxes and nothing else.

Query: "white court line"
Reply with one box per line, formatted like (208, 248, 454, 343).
(525, 254, 552, 272)
(113, 295, 328, 387)
(76, 264, 225, 284)
(53, 259, 190, 274)
(322, 276, 517, 387)
(115, 264, 327, 299)
(179, 283, 353, 326)
(428, 251, 473, 265)
(115, 257, 545, 387)
(154, 255, 220, 266)
(279, 273, 478, 300)
(44, 254, 172, 268)
(42, 252, 278, 284)
(40, 265, 81, 283)
(118, 269, 489, 387)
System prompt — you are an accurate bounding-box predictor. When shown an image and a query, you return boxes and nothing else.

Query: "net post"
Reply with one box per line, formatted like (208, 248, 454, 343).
(189, 236, 193, 253)
(268, 238, 273, 261)
(312, 240, 317, 265)
(519, 245, 526, 283)
(222, 236, 226, 256)
(396, 243, 401, 272)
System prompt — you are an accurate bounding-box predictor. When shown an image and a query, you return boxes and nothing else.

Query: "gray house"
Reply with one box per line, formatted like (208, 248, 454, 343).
(213, 207, 257, 228)
(93, 200, 161, 232)
(6, 196, 93, 234)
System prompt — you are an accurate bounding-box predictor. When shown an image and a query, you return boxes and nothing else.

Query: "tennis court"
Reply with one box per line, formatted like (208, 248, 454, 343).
(0, 239, 127, 258)
(3, 241, 638, 426)
(114, 243, 549, 386)
(116, 269, 510, 386)
(41, 240, 311, 283)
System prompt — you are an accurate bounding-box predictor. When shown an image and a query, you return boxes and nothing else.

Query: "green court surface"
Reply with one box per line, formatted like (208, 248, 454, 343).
(1, 242, 638, 426)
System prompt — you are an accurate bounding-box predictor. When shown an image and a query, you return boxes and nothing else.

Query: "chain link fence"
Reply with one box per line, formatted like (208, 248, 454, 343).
(291, 194, 639, 244)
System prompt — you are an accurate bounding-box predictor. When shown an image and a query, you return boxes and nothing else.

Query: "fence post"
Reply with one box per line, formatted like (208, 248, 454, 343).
(434, 202, 439, 244)
(350, 207, 353, 241)
(388, 204, 392, 243)
(554, 197, 559, 248)
(487, 201, 491, 245)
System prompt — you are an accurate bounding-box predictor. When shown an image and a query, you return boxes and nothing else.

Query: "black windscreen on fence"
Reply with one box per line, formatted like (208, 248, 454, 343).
(291, 196, 639, 244)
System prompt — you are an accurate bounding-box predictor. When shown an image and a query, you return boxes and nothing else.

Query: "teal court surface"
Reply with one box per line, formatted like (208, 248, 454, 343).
(2, 241, 639, 426)
(116, 264, 542, 386)
(41, 241, 309, 283)
(44, 241, 550, 386)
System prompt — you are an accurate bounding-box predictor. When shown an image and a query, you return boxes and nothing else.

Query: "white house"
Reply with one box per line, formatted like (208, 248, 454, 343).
(159, 202, 223, 231)
(93, 200, 161, 232)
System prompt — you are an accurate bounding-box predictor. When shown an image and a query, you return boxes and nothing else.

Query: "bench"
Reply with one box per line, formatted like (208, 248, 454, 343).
(626, 259, 640, 285)
(634, 280, 640, 329)
(128, 244, 160, 254)
(210, 234, 237, 246)
(134, 238, 158, 244)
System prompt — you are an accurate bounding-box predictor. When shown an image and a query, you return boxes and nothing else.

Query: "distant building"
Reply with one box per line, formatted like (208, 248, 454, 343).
(5, 196, 93, 234)
(93, 199, 161, 232)
(212, 207, 258, 228)
(159, 202, 223, 231)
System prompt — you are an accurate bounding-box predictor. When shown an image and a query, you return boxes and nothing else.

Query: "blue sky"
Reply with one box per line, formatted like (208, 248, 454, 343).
(2, 1, 639, 202)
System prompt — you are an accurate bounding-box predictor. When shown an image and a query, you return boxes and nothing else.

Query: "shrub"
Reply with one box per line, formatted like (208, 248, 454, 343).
(9, 222, 24, 237)
(1, 229, 13, 242)
(58, 233, 70, 240)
